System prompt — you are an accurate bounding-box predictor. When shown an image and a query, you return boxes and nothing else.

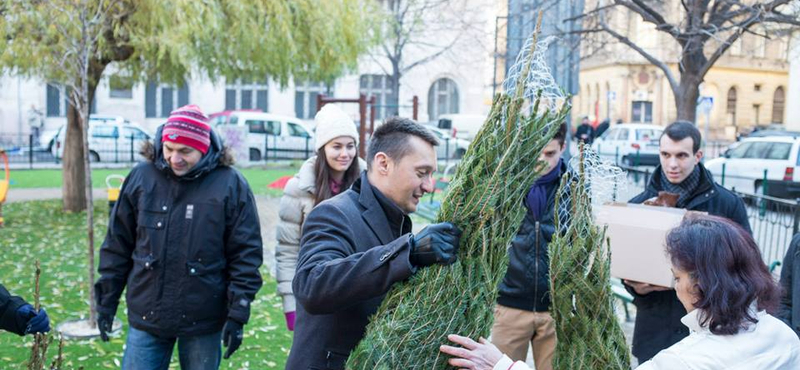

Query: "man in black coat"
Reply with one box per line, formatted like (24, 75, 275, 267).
(625, 121, 751, 363)
(287, 117, 462, 370)
(779, 234, 800, 338)
(0, 283, 50, 336)
(575, 116, 594, 145)
(491, 123, 569, 370)
(94, 105, 263, 370)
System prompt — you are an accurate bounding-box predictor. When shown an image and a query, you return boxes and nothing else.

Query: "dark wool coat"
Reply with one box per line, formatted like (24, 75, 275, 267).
(286, 171, 416, 370)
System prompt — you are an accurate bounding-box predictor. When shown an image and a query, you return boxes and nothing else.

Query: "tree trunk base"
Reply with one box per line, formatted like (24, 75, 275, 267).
(55, 318, 122, 340)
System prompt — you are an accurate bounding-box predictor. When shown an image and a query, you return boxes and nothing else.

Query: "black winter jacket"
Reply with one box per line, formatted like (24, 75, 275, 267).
(497, 161, 569, 312)
(287, 172, 416, 370)
(779, 233, 800, 338)
(94, 127, 263, 337)
(0, 283, 28, 335)
(626, 163, 751, 362)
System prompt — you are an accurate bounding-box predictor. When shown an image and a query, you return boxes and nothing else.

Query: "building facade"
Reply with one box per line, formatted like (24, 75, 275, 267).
(572, 2, 790, 141)
(0, 0, 497, 140)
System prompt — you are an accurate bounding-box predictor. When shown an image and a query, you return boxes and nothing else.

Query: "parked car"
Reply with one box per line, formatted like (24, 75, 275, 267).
(591, 123, 663, 166)
(213, 111, 315, 161)
(425, 126, 471, 159)
(705, 136, 800, 198)
(208, 109, 262, 127)
(38, 126, 63, 152)
(436, 114, 487, 140)
(52, 116, 151, 162)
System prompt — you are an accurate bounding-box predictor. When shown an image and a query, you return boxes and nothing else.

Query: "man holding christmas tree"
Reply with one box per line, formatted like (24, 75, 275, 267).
(625, 120, 750, 363)
(490, 123, 568, 370)
(287, 117, 462, 370)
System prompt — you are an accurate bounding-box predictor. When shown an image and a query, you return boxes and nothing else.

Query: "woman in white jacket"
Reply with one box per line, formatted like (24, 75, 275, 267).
(440, 214, 800, 369)
(275, 104, 365, 331)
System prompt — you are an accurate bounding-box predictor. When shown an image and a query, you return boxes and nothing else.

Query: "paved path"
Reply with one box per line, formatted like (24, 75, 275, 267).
(7, 188, 106, 203)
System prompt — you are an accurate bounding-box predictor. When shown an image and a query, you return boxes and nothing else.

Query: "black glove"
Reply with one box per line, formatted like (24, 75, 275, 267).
(222, 319, 244, 359)
(97, 312, 114, 342)
(410, 222, 461, 267)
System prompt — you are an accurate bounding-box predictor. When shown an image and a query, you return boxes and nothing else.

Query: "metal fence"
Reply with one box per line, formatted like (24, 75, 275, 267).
(621, 166, 800, 269)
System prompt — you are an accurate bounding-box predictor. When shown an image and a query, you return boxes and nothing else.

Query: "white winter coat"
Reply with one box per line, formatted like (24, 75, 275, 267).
(274, 156, 366, 313)
(494, 308, 800, 370)
(636, 308, 800, 370)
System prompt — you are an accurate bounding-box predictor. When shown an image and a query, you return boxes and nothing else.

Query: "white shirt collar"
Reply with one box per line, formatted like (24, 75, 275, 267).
(680, 303, 763, 334)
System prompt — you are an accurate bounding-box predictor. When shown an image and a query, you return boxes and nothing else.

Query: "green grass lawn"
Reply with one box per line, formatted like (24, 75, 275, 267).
(6, 164, 300, 196)
(0, 200, 292, 369)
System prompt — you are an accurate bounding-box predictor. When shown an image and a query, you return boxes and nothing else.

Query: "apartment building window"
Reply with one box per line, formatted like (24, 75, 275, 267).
(726, 87, 737, 125)
(295, 81, 330, 119)
(427, 78, 459, 121)
(360, 74, 394, 119)
(145, 81, 189, 118)
(631, 101, 652, 123)
(772, 87, 785, 124)
(46, 84, 69, 117)
(46, 83, 96, 117)
(225, 79, 268, 111)
(753, 104, 761, 125)
(109, 74, 134, 99)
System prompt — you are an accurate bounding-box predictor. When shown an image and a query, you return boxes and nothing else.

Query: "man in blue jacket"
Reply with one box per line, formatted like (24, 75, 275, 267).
(625, 121, 751, 363)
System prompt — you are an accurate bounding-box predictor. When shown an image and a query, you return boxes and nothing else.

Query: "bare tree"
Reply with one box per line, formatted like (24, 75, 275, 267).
(568, 0, 800, 123)
(369, 0, 489, 117)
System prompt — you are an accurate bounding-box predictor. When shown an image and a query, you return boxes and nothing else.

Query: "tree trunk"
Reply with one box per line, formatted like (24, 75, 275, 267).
(390, 61, 402, 117)
(674, 48, 706, 124)
(84, 60, 105, 326)
(675, 81, 700, 124)
(62, 100, 86, 212)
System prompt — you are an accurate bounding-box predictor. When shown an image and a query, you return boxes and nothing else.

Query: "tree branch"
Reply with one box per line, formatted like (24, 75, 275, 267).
(599, 21, 680, 94)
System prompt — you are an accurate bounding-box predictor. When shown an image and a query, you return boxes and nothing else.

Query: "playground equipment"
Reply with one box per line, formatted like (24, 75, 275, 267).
(317, 94, 419, 158)
(0, 150, 8, 227)
(105, 174, 125, 213)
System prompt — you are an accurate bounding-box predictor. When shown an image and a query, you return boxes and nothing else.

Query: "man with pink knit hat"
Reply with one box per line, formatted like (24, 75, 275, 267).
(95, 105, 263, 370)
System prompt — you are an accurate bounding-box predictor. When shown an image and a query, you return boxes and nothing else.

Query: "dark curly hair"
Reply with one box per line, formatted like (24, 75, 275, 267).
(666, 213, 780, 335)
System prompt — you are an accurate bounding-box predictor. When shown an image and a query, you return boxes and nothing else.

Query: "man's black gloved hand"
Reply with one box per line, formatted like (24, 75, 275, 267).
(222, 319, 244, 359)
(97, 312, 114, 342)
(410, 222, 462, 267)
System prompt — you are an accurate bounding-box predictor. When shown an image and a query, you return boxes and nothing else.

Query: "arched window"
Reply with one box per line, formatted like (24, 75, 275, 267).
(726, 87, 737, 125)
(772, 87, 785, 124)
(428, 78, 459, 120)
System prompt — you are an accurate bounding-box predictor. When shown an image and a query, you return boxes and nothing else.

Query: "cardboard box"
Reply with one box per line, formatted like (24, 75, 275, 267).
(595, 203, 687, 288)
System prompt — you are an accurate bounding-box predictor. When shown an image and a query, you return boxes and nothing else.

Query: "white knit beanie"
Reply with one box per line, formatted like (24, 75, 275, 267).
(314, 104, 359, 152)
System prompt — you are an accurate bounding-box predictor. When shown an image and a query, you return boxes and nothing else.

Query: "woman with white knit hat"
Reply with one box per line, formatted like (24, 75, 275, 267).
(275, 104, 366, 331)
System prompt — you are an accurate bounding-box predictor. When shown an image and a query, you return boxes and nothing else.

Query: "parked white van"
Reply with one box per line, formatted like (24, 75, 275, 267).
(436, 114, 486, 140)
(213, 111, 315, 161)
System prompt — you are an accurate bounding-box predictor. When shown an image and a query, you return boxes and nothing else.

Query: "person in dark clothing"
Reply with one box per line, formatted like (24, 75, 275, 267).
(287, 117, 462, 370)
(94, 105, 263, 370)
(779, 234, 800, 338)
(625, 121, 751, 363)
(594, 118, 610, 140)
(0, 283, 50, 336)
(575, 116, 594, 145)
(490, 123, 569, 370)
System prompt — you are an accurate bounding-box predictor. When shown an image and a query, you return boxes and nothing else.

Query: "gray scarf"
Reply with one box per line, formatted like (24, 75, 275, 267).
(659, 166, 702, 208)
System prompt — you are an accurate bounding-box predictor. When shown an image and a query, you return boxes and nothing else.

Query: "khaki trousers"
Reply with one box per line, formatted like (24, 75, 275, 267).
(490, 304, 556, 370)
